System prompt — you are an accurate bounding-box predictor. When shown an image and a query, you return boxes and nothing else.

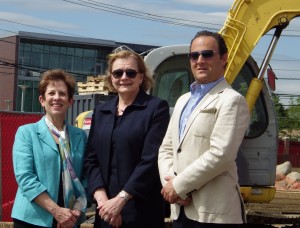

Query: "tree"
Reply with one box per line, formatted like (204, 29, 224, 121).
(285, 97, 300, 141)
(274, 95, 300, 141)
(272, 94, 290, 139)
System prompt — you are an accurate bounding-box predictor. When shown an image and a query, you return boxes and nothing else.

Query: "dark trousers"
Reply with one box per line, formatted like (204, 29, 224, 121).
(13, 219, 51, 228)
(173, 207, 242, 228)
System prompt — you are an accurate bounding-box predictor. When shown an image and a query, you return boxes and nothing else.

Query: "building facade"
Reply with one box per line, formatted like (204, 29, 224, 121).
(0, 31, 158, 112)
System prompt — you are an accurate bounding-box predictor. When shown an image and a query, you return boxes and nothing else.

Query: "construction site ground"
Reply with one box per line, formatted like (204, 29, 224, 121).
(79, 189, 300, 228)
(1, 190, 300, 228)
(1, 185, 300, 228)
(244, 189, 300, 227)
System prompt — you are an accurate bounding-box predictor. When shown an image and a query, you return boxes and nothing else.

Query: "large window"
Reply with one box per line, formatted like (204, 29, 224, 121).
(18, 41, 107, 79)
(17, 40, 111, 112)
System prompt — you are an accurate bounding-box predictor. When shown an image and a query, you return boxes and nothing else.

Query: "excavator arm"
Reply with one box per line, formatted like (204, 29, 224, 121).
(219, 0, 300, 112)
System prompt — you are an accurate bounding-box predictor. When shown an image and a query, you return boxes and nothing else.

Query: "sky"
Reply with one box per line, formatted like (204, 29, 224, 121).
(1, 0, 300, 106)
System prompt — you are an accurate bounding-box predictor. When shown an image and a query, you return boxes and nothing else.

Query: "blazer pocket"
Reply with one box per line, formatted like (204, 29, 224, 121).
(200, 107, 217, 114)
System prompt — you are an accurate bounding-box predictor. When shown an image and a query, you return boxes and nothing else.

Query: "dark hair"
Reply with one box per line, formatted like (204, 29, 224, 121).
(190, 30, 228, 56)
(104, 50, 154, 92)
(39, 69, 76, 100)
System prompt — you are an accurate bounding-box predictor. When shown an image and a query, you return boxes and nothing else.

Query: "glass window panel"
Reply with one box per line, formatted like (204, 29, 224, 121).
(44, 45, 50, 52)
(59, 54, 67, 69)
(67, 47, 74, 55)
(97, 49, 108, 60)
(24, 81, 33, 112)
(95, 63, 105, 75)
(74, 56, 82, 73)
(31, 52, 42, 68)
(23, 52, 31, 65)
(96, 50, 103, 60)
(49, 54, 59, 68)
(32, 81, 42, 112)
(83, 49, 95, 58)
(24, 43, 31, 52)
(83, 58, 95, 75)
(19, 44, 24, 53)
(152, 55, 192, 108)
(67, 56, 73, 71)
(50, 46, 59, 53)
(32, 44, 43, 53)
(60, 47, 67, 54)
(75, 48, 83, 57)
(155, 70, 190, 107)
(42, 53, 49, 70)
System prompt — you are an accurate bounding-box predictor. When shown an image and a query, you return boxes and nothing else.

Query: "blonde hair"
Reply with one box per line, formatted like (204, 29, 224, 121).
(103, 50, 154, 92)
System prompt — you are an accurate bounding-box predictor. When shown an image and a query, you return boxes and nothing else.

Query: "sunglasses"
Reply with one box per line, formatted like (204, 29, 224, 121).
(112, 69, 139, 79)
(188, 50, 216, 61)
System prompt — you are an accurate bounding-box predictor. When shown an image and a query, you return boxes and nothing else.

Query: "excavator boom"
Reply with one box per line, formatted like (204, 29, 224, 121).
(220, 0, 300, 85)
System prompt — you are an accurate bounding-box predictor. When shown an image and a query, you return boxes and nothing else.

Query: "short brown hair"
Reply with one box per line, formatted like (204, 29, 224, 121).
(190, 30, 228, 56)
(103, 50, 154, 92)
(39, 69, 76, 100)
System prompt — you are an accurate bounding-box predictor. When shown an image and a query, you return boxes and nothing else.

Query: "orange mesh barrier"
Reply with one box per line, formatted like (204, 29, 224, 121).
(0, 112, 43, 221)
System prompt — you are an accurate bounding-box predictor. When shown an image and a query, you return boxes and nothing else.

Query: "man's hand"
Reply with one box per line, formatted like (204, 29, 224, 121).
(161, 176, 179, 203)
(174, 195, 192, 206)
(161, 176, 192, 206)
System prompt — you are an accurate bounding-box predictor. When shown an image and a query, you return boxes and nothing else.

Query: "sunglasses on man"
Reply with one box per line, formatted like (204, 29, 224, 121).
(188, 50, 217, 62)
(112, 69, 139, 79)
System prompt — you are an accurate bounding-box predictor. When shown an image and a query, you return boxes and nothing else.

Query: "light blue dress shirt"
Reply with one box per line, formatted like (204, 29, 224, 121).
(179, 77, 224, 140)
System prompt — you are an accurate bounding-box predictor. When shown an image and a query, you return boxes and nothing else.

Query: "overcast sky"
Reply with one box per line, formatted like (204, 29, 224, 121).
(1, 0, 300, 105)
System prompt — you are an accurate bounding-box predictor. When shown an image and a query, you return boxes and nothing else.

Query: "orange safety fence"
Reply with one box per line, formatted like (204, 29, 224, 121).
(278, 139, 300, 168)
(0, 112, 43, 221)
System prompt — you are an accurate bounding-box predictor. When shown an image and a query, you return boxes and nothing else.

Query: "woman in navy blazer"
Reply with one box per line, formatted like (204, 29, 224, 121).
(85, 50, 170, 228)
(12, 70, 87, 228)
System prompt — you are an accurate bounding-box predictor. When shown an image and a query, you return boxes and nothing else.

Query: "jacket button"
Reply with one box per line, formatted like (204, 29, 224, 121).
(177, 148, 181, 153)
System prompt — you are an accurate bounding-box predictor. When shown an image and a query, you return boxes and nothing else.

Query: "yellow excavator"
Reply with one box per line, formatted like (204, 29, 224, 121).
(220, 0, 300, 203)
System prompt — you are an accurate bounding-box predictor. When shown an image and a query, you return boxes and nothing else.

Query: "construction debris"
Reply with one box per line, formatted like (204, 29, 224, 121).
(275, 161, 300, 190)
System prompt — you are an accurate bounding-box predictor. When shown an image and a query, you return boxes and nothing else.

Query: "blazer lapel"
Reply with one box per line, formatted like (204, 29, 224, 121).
(37, 117, 59, 153)
(68, 126, 81, 153)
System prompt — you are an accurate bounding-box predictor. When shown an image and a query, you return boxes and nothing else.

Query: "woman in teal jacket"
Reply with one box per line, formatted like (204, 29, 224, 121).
(12, 69, 87, 228)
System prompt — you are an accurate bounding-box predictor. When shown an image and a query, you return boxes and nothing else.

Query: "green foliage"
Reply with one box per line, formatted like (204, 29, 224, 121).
(274, 94, 300, 141)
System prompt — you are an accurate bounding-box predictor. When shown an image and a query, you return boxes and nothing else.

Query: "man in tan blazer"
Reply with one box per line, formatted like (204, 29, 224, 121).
(158, 31, 250, 227)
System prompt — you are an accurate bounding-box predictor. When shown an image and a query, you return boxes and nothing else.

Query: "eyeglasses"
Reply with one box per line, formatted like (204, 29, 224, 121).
(188, 50, 217, 61)
(111, 69, 139, 79)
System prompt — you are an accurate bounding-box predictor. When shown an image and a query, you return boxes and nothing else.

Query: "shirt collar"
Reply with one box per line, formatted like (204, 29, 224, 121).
(190, 77, 224, 97)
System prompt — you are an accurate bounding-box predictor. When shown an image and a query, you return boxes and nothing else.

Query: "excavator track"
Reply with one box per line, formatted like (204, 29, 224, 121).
(245, 190, 300, 225)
